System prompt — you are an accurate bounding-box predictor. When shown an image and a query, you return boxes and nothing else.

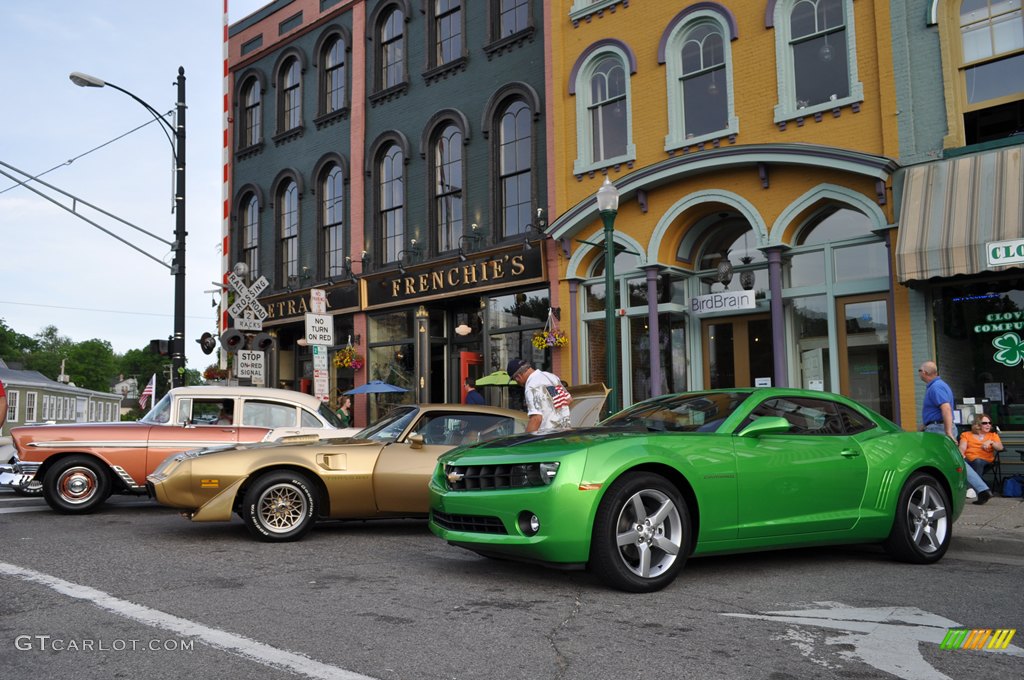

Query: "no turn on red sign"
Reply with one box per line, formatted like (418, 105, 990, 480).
(304, 313, 334, 346)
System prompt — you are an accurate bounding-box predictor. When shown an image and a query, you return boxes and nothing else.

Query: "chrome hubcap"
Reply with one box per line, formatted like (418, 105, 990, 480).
(57, 467, 98, 504)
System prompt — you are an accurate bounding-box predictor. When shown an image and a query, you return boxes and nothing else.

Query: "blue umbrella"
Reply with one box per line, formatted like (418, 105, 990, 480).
(344, 380, 408, 395)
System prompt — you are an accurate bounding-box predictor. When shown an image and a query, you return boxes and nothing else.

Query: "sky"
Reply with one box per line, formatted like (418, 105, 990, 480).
(0, 0, 267, 375)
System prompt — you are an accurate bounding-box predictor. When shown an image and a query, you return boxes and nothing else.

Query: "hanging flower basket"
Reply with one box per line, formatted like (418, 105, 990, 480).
(532, 308, 568, 350)
(333, 345, 364, 370)
(532, 328, 568, 350)
(203, 365, 228, 381)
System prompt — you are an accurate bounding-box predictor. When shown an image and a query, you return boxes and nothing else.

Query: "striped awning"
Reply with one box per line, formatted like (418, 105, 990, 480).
(895, 145, 1023, 283)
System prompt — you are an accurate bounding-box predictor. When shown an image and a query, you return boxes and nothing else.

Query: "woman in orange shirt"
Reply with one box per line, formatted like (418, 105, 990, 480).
(958, 414, 1003, 479)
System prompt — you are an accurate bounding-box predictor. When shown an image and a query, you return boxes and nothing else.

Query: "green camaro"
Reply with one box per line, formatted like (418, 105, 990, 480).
(429, 388, 966, 592)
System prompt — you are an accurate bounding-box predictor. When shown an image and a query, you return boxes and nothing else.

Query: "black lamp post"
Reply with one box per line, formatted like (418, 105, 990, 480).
(596, 177, 620, 414)
(71, 68, 187, 387)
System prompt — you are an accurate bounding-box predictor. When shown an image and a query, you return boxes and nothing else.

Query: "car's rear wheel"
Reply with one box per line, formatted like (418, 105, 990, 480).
(241, 471, 317, 542)
(42, 456, 111, 514)
(589, 472, 690, 593)
(883, 471, 951, 563)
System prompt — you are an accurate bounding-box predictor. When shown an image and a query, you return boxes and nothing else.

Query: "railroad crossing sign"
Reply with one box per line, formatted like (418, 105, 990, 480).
(227, 272, 268, 331)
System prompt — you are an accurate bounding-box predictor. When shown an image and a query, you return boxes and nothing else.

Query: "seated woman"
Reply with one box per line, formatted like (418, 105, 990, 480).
(958, 414, 1003, 480)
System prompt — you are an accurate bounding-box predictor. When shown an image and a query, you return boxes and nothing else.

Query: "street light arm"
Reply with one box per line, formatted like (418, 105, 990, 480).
(69, 72, 176, 158)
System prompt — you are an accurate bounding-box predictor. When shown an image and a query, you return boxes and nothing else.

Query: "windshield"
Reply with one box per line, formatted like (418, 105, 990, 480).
(317, 402, 345, 428)
(140, 393, 173, 424)
(604, 391, 752, 433)
(354, 406, 418, 442)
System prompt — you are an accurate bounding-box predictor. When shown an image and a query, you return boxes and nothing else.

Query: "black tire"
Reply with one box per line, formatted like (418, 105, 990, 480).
(241, 471, 317, 542)
(42, 455, 111, 514)
(883, 472, 951, 564)
(589, 472, 690, 593)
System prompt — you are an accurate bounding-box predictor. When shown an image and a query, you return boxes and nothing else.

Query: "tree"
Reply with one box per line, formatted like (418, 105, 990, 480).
(66, 339, 117, 392)
(24, 325, 73, 379)
(0, 318, 37, 364)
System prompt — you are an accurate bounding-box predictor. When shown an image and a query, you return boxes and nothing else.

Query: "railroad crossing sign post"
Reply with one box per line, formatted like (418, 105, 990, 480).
(227, 272, 268, 331)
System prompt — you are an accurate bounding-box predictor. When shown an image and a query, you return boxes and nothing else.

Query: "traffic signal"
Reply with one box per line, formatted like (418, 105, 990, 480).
(251, 332, 275, 352)
(220, 329, 246, 354)
(148, 339, 170, 356)
(196, 332, 217, 355)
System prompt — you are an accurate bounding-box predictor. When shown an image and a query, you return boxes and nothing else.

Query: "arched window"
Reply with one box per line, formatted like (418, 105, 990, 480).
(242, 78, 261, 147)
(321, 166, 345, 277)
(589, 56, 628, 163)
(433, 0, 463, 67)
(323, 36, 346, 114)
(772, 0, 862, 124)
(434, 124, 463, 253)
(572, 43, 636, 175)
(381, 8, 405, 90)
(280, 57, 301, 131)
(379, 145, 405, 263)
(499, 100, 532, 237)
(242, 194, 260, 280)
(279, 180, 299, 285)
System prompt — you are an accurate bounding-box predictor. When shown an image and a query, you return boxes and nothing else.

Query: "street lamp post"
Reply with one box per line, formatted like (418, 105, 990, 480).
(70, 68, 187, 387)
(596, 177, 620, 414)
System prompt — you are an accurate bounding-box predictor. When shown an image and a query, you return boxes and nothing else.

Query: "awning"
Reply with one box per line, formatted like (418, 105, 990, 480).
(895, 145, 1023, 283)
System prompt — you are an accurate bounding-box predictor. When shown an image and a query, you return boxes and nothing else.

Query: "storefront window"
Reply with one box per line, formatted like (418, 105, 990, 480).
(368, 311, 416, 422)
(789, 250, 826, 288)
(791, 294, 832, 392)
(834, 242, 888, 282)
(933, 279, 1024, 432)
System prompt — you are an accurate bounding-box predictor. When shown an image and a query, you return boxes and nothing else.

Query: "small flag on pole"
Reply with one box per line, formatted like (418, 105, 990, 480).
(139, 374, 156, 410)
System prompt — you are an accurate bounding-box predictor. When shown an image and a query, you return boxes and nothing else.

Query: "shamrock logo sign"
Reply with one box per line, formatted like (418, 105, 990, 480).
(992, 332, 1024, 367)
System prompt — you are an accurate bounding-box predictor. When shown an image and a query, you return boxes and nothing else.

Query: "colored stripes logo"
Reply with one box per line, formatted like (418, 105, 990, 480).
(940, 628, 1016, 651)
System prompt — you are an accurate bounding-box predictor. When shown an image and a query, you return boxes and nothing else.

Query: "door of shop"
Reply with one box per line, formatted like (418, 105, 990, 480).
(702, 314, 774, 388)
(836, 294, 892, 419)
(459, 351, 483, 403)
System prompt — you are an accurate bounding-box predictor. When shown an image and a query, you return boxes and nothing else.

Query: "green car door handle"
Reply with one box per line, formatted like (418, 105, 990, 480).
(840, 449, 861, 458)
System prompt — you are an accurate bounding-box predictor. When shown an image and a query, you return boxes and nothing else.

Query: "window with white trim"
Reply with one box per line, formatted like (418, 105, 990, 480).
(772, 0, 863, 124)
(664, 13, 738, 150)
(6, 389, 18, 423)
(25, 392, 36, 422)
(573, 47, 636, 175)
(958, 0, 1024, 143)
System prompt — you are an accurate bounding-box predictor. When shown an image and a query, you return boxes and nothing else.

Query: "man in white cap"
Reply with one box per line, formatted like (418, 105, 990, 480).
(507, 358, 572, 433)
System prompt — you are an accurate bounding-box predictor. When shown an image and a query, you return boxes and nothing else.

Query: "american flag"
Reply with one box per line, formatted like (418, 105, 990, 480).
(551, 384, 573, 410)
(139, 374, 156, 410)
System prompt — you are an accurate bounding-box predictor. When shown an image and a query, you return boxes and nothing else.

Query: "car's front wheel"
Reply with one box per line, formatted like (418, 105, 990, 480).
(42, 455, 111, 514)
(590, 472, 690, 593)
(241, 471, 317, 542)
(883, 471, 951, 563)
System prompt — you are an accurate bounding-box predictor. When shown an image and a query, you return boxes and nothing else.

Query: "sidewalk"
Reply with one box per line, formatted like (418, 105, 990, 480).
(953, 493, 1024, 556)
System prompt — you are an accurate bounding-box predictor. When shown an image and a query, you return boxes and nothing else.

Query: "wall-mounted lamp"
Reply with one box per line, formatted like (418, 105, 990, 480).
(342, 250, 370, 281)
(457, 224, 483, 261)
(300, 266, 312, 281)
(396, 240, 422, 275)
(522, 209, 547, 252)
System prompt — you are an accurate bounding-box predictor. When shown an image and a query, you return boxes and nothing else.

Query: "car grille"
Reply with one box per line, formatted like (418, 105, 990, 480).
(444, 463, 554, 490)
(431, 510, 508, 534)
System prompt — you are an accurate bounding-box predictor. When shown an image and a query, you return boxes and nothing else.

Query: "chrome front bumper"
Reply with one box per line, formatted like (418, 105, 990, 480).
(0, 460, 40, 491)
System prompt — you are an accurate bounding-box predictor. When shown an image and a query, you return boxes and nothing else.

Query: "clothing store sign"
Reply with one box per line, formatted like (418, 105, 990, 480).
(986, 238, 1024, 267)
(690, 290, 756, 315)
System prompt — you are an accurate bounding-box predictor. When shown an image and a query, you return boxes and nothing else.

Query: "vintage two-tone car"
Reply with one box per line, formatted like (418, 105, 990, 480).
(429, 388, 967, 592)
(4, 386, 354, 514)
(148, 403, 530, 541)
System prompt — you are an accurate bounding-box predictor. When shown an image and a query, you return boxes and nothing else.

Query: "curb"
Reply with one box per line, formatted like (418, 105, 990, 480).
(952, 534, 1024, 557)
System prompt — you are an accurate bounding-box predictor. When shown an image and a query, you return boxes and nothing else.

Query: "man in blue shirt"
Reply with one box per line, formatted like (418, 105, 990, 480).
(919, 360, 991, 504)
(464, 377, 485, 405)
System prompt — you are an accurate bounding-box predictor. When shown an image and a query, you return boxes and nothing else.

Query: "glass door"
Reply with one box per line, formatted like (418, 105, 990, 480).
(701, 314, 773, 388)
(836, 294, 892, 419)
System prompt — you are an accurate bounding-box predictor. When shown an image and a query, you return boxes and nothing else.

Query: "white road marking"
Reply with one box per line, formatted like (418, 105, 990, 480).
(724, 601, 1023, 680)
(0, 506, 49, 514)
(0, 561, 377, 680)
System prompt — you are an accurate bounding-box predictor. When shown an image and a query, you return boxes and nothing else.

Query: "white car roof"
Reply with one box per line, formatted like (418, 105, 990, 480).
(169, 386, 325, 410)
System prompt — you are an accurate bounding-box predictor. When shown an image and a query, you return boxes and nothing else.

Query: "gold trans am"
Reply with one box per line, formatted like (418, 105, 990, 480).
(147, 403, 529, 541)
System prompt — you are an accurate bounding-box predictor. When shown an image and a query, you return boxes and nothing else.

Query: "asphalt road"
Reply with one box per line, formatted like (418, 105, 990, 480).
(1, 490, 1022, 680)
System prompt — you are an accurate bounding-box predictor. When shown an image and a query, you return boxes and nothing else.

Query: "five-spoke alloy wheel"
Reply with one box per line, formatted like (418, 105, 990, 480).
(883, 471, 951, 563)
(590, 472, 690, 592)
